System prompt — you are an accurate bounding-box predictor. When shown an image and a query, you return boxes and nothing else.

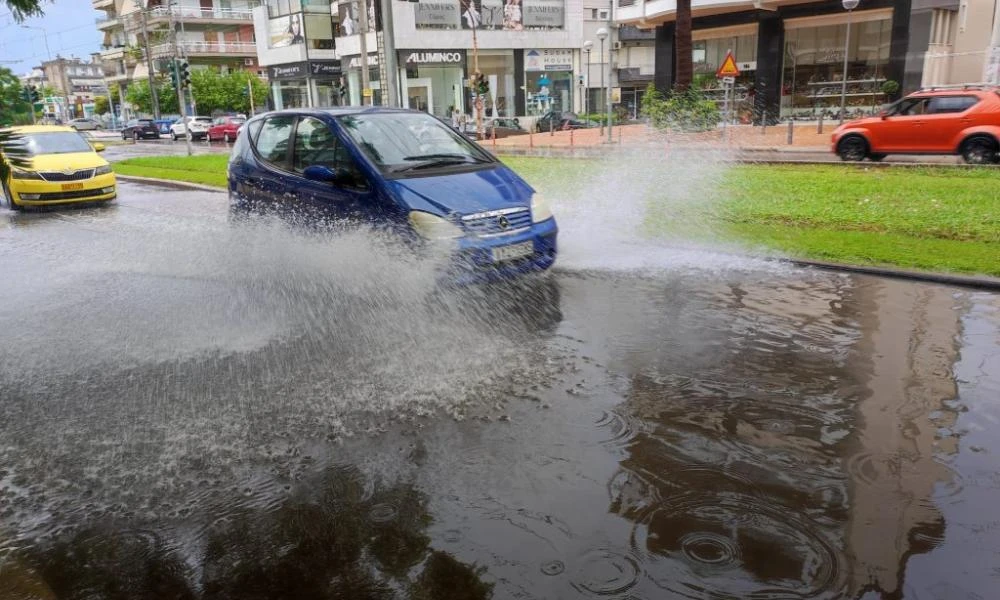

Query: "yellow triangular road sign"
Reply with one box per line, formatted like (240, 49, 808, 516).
(716, 51, 741, 78)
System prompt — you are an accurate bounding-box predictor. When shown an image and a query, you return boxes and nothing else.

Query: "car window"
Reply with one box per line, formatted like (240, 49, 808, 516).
(254, 115, 295, 168)
(896, 98, 930, 116)
(292, 117, 367, 188)
(928, 95, 979, 114)
(18, 132, 94, 155)
(246, 119, 264, 144)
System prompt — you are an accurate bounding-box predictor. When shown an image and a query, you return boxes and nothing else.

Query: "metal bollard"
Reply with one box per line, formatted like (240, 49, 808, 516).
(817, 114, 824, 134)
(550, 119, 554, 136)
(570, 127, 574, 147)
(787, 120, 794, 145)
(618, 123, 622, 144)
(761, 111, 768, 135)
(529, 127, 534, 149)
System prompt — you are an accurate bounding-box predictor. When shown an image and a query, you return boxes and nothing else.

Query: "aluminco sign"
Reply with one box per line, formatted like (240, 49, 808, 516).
(401, 50, 465, 66)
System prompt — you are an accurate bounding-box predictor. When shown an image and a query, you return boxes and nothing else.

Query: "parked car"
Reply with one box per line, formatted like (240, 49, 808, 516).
(460, 118, 527, 141)
(228, 108, 557, 283)
(534, 111, 597, 132)
(68, 118, 102, 131)
(207, 116, 247, 143)
(831, 86, 1000, 164)
(1, 125, 116, 210)
(121, 118, 161, 140)
(169, 116, 213, 141)
(154, 118, 176, 134)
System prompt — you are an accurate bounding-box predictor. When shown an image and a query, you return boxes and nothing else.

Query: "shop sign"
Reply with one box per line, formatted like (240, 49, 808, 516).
(523, 0, 563, 29)
(399, 50, 466, 67)
(415, 0, 460, 28)
(344, 53, 380, 70)
(309, 61, 341, 77)
(525, 49, 573, 72)
(269, 62, 308, 80)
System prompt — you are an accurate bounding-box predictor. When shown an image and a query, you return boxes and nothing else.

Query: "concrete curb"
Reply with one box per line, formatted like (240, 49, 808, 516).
(788, 258, 1000, 292)
(115, 174, 225, 194)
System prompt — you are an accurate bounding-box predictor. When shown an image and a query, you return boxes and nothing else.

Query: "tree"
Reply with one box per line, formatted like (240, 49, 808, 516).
(126, 77, 176, 116)
(188, 69, 267, 115)
(0, 68, 32, 126)
(4, 0, 44, 22)
(94, 95, 111, 115)
(675, 0, 693, 91)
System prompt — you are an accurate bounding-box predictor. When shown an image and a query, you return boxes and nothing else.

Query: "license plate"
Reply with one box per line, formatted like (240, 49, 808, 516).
(491, 241, 534, 263)
(61, 183, 84, 191)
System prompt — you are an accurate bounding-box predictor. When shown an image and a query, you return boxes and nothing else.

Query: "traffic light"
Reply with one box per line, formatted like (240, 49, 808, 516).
(473, 72, 489, 96)
(178, 60, 191, 88)
(30, 86, 40, 103)
(20, 86, 31, 103)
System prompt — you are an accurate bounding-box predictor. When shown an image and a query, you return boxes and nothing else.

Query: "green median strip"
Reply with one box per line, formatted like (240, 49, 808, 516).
(114, 155, 1000, 278)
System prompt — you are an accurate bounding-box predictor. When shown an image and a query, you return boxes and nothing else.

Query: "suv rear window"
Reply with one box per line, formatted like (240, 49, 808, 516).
(928, 96, 979, 114)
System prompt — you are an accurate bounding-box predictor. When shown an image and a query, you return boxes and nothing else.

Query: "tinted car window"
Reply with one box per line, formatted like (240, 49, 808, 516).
(254, 116, 295, 168)
(293, 117, 367, 188)
(246, 119, 264, 144)
(928, 95, 978, 114)
(895, 98, 930, 116)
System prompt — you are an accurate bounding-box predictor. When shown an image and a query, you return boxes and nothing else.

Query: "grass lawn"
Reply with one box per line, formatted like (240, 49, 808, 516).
(114, 155, 1000, 277)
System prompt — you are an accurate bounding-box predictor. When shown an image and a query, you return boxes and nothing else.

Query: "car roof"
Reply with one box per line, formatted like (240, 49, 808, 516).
(4, 125, 77, 133)
(253, 106, 424, 120)
(912, 86, 1000, 96)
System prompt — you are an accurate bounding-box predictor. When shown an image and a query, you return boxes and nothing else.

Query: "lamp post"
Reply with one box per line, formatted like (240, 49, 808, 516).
(596, 27, 607, 134)
(21, 25, 59, 120)
(838, 0, 860, 125)
(583, 40, 593, 115)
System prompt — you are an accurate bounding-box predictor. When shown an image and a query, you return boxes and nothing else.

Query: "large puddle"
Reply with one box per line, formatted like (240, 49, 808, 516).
(1, 184, 998, 599)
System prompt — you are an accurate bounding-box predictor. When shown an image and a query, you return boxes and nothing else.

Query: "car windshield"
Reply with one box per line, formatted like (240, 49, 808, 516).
(18, 132, 94, 156)
(193, 118, 212, 124)
(337, 112, 492, 174)
(138, 119, 154, 124)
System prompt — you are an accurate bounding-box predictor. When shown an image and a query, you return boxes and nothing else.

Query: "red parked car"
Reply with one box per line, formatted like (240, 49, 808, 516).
(206, 116, 246, 143)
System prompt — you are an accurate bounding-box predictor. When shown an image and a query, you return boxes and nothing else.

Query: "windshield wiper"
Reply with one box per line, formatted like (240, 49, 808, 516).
(393, 154, 490, 173)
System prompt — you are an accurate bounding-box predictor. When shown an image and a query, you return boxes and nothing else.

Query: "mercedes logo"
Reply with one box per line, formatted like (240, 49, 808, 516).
(497, 215, 510, 230)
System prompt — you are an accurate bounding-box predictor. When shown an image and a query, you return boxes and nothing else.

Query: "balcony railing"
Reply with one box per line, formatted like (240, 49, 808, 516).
(149, 41, 258, 56)
(619, 25, 654, 41)
(146, 5, 257, 21)
(95, 15, 121, 28)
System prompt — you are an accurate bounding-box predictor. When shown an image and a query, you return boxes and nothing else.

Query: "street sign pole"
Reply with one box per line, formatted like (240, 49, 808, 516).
(716, 49, 741, 129)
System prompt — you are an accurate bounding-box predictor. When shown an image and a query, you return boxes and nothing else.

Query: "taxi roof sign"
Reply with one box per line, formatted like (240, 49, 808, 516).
(716, 51, 741, 78)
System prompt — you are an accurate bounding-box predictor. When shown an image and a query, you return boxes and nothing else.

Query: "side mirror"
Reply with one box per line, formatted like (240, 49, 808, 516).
(879, 110, 889, 120)
(92, 142, 106, 152)
(303, 165, 339, 183)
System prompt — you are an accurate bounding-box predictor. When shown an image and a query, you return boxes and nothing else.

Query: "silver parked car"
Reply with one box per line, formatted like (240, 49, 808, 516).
(68, 118, 103, 131)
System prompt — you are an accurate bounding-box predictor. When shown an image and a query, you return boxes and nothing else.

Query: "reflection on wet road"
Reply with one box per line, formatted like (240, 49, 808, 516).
(1, 184, 998, 599)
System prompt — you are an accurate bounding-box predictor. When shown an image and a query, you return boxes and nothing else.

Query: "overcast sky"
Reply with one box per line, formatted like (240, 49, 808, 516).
(1, 0, 104, 76)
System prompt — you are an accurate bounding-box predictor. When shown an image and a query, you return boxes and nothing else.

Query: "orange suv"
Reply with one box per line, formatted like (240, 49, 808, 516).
(831, 86, 1000, 164)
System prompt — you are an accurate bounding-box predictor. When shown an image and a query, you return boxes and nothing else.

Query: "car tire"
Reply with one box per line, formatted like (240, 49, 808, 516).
(837, 135, 868, 162)
(172, 132, 178, 141)
(122, 131, 128, 140)
(960, 135, 998, 165)
(868, 153, 887, 162)
(224, 133, 231, 144)
(133, 131, 140, 142)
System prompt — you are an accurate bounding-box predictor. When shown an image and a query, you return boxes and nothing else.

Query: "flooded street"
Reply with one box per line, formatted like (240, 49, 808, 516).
(1, 183, 998, 599)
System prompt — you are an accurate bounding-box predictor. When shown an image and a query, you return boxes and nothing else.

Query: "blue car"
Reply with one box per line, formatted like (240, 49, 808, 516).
(227, 107, 557, 283)
(154, 118, 175, 135)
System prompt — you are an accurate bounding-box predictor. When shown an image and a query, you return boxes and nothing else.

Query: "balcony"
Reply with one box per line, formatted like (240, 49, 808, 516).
(100, 45, 127, 60)
(96, 15, 122, 30)
(619, 25, 654, 42)
(149, 41, 258, 57)
(617, 67, 654, 84)
(145, 4, 259, 25)
(92, 0, 114, 8)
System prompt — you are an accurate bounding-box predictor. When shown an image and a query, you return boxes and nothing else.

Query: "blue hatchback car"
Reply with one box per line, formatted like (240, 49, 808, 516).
(227, 107, 557, 282)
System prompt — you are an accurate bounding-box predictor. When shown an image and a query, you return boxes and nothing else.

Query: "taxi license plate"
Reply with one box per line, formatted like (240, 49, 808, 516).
(491, 241, 534, 263)
(61, 183, 85, 191)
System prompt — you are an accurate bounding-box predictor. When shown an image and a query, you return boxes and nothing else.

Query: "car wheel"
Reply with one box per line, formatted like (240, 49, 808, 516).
(122, 131, 128, 140)
(133, 131, 140, 142)
(960, 135, 998, 165)
(868, 153, 887, 162)
(837, 135, 868, 162)
(224, 133, 231, 144)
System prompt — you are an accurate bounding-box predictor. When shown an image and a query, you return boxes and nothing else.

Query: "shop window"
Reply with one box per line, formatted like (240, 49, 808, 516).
(304, 14, 335, 50)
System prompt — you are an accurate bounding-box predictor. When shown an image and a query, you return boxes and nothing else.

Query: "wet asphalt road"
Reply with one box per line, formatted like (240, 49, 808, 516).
(1, 183, 999, 599)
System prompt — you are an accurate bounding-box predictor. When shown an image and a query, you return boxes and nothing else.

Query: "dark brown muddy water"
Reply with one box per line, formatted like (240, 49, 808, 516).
(1, 185, 998, 599)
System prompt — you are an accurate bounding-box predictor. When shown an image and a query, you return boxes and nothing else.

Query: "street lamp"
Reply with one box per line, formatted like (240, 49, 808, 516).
(583, 40, 593, 115)
(596, 27, 608, 132)
(838, 0, 860, 125)
(20, 25, 61, 120)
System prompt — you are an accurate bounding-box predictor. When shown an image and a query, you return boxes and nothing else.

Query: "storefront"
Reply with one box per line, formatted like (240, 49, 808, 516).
(399, 50, 466, 118)
(780, 9, 893, 120)
(267, 60, 343, 109)
(473, 50, 516, 119)
(689, 24, 758, 122)
(523, 48, 574, 116)
(343, 53, 382, 106)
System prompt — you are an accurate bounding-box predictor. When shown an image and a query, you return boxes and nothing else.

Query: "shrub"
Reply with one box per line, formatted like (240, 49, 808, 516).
(641, 83, 720, 132)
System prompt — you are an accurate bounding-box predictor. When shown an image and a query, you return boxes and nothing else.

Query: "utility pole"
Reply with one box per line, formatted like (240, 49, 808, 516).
(378, 0, 399, 107)
(606, 0, 614, 144)
(139, 6, 161, 119)
(358, 0, 371, 105)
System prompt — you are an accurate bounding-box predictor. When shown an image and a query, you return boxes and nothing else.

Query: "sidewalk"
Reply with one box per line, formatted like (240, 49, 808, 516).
(480, 123, 833, 153)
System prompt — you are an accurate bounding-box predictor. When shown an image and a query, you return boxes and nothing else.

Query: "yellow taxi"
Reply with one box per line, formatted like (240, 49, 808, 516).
(1, 125, 116, 210)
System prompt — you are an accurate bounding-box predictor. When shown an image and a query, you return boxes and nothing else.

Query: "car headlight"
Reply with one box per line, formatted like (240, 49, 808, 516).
(408, 210, 463, 240)
(531, 194, 553, 223)
(94, 164, 112, 176)
(11, 168, 43, 180)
